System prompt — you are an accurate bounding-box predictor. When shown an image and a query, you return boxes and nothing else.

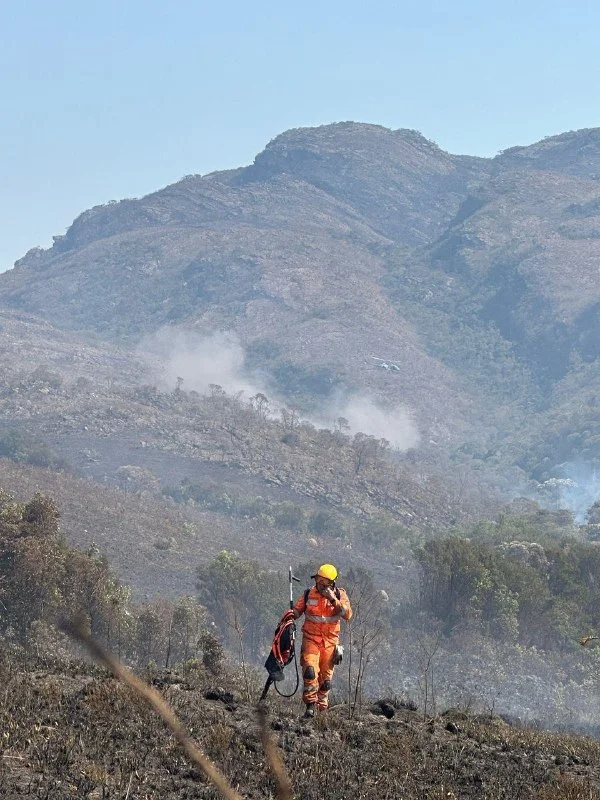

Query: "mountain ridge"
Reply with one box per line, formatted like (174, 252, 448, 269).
(2, 121, 599, 496)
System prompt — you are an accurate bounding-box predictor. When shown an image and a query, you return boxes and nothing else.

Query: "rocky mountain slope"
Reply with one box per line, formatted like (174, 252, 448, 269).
(2, 127, 485, 444)
(0, 122, 598, 522)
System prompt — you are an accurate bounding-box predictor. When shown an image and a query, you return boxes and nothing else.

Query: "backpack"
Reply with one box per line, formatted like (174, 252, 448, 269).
(264, 610, 296, 681)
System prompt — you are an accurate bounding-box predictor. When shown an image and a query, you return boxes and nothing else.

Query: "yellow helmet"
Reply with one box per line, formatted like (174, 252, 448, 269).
(313, 563, 338, 582)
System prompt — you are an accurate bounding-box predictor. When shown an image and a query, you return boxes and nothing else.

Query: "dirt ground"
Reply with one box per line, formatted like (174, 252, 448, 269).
(1, 651, 600, 799)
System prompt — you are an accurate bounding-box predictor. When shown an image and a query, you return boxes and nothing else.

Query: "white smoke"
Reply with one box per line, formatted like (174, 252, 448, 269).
(538, 463, 600, 523)
(137, 327, 420, 451)
(137, 328, 267, 397)
(326, 393, 420, 451)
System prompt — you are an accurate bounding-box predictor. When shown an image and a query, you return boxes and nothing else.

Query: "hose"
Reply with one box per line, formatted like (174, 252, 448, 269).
(274, 638, 300, 698)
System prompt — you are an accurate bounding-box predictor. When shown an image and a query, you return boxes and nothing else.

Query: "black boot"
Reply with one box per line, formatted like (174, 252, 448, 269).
(303, 704, 316, 718)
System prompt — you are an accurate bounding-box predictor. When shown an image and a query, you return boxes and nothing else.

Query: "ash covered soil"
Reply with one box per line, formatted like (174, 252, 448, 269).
(1, 652, 600, 799)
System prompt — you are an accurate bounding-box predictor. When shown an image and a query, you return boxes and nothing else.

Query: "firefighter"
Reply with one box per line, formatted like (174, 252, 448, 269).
(293, 563, 352, 717)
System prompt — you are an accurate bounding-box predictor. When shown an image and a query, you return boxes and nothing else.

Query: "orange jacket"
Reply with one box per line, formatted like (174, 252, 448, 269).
(294, 585, 352, 645)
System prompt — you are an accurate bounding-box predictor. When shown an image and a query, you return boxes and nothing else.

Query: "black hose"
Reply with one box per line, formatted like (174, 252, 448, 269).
(274, 642, 300, 698)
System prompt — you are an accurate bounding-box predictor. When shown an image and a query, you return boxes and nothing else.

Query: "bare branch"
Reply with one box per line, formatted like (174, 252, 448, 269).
(62, 616, 245, 800)
(257, 705, 294, 800)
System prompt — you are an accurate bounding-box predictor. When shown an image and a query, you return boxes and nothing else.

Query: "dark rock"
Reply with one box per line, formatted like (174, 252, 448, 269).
(204, 688, 235, 704)
(371, 700, 396, 719)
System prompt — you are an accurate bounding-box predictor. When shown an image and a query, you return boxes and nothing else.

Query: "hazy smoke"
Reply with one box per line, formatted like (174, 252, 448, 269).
(138, 328, 266, 397)
(551, 462, 600, 523)
(138, 327, 420, 451)
(325, 393, 420, 451)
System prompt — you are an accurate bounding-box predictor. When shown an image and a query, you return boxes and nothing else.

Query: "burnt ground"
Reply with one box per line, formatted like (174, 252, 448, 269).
(1, 651, 600, 799)
(0, 429, 410, 603)
(40, 429, 314, 507)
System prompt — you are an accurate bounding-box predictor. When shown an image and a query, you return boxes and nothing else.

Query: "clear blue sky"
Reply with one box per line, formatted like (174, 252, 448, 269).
(2, 0, 599, 271)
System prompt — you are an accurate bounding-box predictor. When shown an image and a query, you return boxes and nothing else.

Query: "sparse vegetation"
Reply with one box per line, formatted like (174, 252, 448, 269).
(0, 122, 599, 795)
(0, 427, 64, 469)
(2, 642, 600, 798)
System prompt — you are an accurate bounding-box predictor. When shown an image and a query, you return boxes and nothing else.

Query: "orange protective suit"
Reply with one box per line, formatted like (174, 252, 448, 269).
(293, 585, 352, 709)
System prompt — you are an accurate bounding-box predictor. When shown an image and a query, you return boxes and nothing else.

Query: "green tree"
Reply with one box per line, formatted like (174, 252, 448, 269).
(309, 509, 345, 537)
(359, 511, 410, 550)
(273, 502, 306, 532)
(0, 491, 128, 644)
(168, 596, 206, 667)
(196, 551, 285, 661)
(587, 500, 600, 525)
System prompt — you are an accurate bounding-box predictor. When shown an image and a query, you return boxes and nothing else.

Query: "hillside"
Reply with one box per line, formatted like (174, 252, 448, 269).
(1, 145, 477, 444)
(0, 121, 597, 589)
(238, 122, 490, 243)
(424, 168, 600, 380)
(1, 649, 600, 799)
(0, 321, 478, 597)
(0, 123, 597, 486)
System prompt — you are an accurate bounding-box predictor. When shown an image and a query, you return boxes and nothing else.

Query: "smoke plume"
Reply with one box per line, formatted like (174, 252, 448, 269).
(549, 462, 600, 523)
(323, 393, 420, 451)
(138, 328, 266, 397)
(138, 327, 419, 451)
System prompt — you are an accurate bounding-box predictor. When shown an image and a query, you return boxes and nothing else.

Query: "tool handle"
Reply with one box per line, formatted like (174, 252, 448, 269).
(288, 565, 300, 608)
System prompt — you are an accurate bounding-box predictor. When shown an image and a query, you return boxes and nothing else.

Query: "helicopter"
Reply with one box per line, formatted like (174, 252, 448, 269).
(370, 356, 401, 372)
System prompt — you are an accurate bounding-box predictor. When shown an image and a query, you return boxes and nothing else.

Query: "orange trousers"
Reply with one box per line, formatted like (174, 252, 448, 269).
(300, 638, 336, 709)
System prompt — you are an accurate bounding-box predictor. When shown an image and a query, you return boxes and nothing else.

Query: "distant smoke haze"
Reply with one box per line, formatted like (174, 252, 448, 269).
(319, 393, 420, 451)
(138, 329, 268, 397)
(551, 462, 600, 522)
(138, 327, 419, 452)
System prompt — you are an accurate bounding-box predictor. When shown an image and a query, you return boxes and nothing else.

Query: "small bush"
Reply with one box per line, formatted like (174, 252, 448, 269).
(273, 502, 307, 532)
(154, 537, 176, 550)
(199, 629, 225, 675)
(309, 508, 345, 537)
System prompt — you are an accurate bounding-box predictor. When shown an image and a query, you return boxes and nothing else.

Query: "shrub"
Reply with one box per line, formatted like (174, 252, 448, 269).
(273, 502, 306, 532)
(309, 508, 345, 537)
(198, 629, 225, 674)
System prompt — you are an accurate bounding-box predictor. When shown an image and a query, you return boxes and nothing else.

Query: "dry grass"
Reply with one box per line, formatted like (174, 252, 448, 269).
(63, 618, 297, 800)
(535, 775, 600, 799)
(3, 640, 600, 799)
(63, 616, 246, 800)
